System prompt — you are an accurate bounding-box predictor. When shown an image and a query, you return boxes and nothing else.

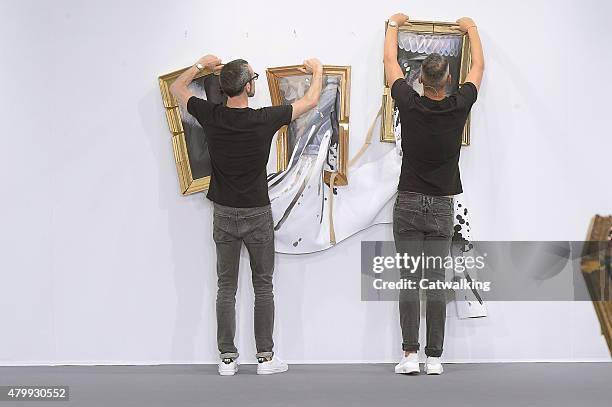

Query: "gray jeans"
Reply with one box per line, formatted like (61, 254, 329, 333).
(393, 191, 454, 357)
(212, 202, 275, 360)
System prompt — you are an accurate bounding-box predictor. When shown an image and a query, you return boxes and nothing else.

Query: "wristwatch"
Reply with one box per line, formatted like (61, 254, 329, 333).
(194, 62, 204, 71)
(388, 20, 399, 28)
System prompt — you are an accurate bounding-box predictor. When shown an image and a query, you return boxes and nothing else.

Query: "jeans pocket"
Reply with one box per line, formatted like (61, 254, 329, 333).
(244, 211, 274, 244)
(213, 215, 236, 243)
(431, 198, 453, 215)
(434, 212, 454, 238)
(393, 205, 419, 234)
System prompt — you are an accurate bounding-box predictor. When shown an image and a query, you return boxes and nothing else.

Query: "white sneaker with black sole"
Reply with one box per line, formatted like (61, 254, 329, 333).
(394, 353, 420, 374)
(256, 356, 288, 375)
(425, 357, 443, 375)
(218, 358, 238, 376)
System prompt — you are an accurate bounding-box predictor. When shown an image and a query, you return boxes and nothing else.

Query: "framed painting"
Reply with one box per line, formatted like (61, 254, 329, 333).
(581, 215, 612, 356)
(266, 65, 351, 185)
(381, 20, 472, 145)
(158, 66, 227, 195)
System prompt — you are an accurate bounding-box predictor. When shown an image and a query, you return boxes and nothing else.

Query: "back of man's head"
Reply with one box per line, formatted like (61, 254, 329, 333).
(421, 53, 449, 90)
(219, 59, 250, 97)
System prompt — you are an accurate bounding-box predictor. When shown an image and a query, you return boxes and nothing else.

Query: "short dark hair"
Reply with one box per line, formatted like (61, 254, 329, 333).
(421, 53, 449, 89)
(219, 59, 251, 97)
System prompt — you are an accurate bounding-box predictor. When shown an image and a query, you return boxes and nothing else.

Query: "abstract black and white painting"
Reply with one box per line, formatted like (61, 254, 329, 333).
(266, 65, 350, 186)
(275, 74, 342, 175)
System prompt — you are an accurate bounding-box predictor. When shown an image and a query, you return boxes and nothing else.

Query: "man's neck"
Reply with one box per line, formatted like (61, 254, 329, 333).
(423, 88, 446, 101)
(226, 94, 249, 108)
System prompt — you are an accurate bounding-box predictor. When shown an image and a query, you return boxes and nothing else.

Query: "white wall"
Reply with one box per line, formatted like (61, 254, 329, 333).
(1, 0, 610, 365)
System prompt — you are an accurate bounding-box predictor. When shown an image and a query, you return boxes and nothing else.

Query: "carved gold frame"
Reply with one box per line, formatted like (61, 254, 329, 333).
(158, 66, 218, 195)
(266, 65, 351, 185)
(581, 215, 612, 356)
(381, 20, 472, 145)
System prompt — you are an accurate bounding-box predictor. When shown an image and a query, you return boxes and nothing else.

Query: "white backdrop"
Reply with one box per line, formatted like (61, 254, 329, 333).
(1, 0, 611, 365)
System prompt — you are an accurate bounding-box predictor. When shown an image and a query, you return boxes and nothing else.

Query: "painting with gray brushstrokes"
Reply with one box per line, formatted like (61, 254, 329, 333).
(267, 74, 342, 239)
(273, 75, 341, 174)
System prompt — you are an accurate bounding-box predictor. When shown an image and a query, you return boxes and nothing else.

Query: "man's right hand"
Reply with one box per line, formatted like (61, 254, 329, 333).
(300, 58, 323, 75)
(291, 58, 324, 121)
(456, 17, 477, 33)
(196, 54, 222, 69)
(389, 13, 409, 26)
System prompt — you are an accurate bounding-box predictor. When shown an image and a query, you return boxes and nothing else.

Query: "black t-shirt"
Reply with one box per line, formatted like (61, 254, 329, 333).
(391, 78, 478, 196)
(187, 96, 293, 208)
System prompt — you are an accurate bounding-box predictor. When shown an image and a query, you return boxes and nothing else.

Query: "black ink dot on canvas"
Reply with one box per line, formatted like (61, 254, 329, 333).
(456, 215, 462, 220)
(458, 203, 462, 207)
(333, 188, 338, 195)
(464, 209, 468, 215)
(459, 219, 465, 224)
(293, 241, 299, 247)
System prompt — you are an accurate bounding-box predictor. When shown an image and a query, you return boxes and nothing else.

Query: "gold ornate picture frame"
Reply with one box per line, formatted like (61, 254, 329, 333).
(381, 20, 472, 145)
(581, 215, 612, 356)
(158, 66, 224, 195)
(266, 65, 351, 185)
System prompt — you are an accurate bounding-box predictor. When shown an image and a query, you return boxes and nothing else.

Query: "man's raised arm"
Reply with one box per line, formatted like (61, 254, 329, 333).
(290, 58, 324, 121)
(384, 13, 409, 87)
(169, 54, 222, 108)
(457, 17, 485, 91)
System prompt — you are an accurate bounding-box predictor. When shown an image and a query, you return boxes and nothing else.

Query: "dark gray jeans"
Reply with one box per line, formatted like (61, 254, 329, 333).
(212, 202, 275, 360)
(393, 191, 454, 357)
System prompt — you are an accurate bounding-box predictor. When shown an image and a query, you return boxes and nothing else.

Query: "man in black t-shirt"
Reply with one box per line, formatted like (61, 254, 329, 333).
(170, 55, 323, 375)
(384, 13, 485, 375)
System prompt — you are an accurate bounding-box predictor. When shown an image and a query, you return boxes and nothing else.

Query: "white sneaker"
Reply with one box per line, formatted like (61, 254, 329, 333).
(394, 353, 420, 374)
(218, 358, 238, 376)
(425, 357, 443, 375)
(257, 355, 289, 375)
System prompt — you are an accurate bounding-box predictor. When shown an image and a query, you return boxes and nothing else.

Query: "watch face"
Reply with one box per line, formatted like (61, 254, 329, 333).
(196, 63, 203, 70)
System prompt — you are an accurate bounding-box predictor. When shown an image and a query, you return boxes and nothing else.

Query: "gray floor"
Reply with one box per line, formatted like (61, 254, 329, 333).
(0, 363, 610, 407)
